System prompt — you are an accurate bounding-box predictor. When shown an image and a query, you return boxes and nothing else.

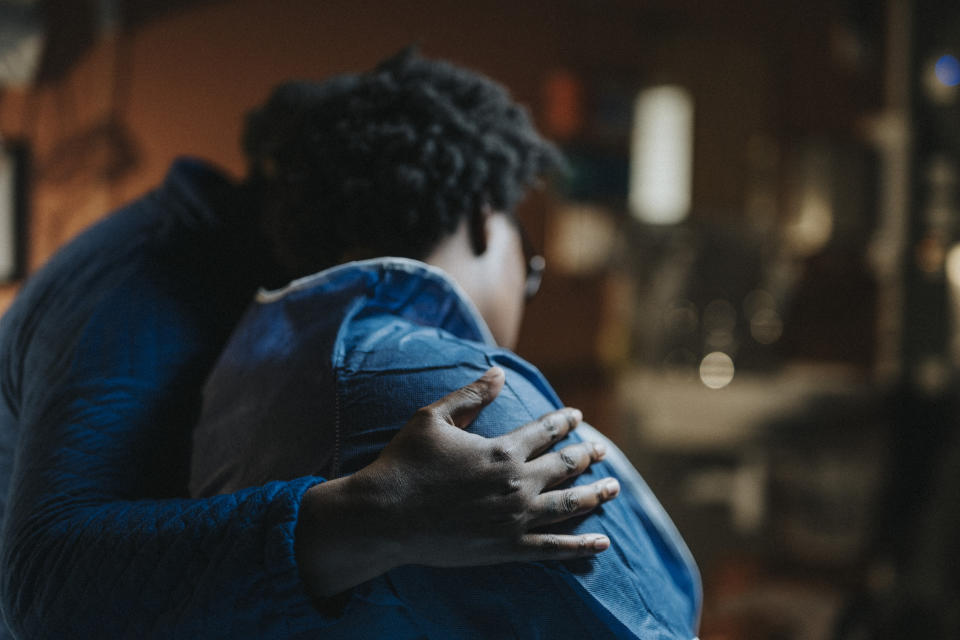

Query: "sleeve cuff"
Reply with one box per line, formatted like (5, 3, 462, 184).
(262, 476, 330, 631)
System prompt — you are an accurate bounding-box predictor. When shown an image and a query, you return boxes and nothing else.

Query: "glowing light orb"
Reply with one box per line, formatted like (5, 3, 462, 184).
(699, 352, 735, 389)
(935, 54, 960, 87)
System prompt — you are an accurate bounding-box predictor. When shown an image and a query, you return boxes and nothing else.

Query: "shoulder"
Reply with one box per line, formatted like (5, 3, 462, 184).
(0, 188, 165, 413)
(339, 313, 489, 373)
(337, 312, 563, 436)
(2, 160, 251, 415)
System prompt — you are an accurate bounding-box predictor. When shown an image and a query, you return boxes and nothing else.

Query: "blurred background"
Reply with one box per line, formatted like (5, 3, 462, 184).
(1, 0, 958, 637)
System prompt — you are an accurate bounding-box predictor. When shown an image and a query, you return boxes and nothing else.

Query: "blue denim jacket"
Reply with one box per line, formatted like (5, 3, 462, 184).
(192, 257, 702, 639)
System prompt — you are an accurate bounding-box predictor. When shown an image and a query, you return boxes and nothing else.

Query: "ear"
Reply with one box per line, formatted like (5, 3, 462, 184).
(467, 205, 492, 256)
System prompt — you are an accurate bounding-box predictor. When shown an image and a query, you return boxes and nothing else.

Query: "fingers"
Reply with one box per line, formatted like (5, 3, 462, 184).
(426, 367, 505, 428)
(500, 408, 582, 461)
(526, 440, 606, 489)
(512, 532, 611, 561)
(525, 478, 620, 529)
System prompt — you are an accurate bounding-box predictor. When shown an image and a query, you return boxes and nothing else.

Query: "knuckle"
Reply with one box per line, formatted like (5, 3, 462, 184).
(543, 415, 561, 440)
(508, 511, 528, 533)
(490, 443, 516, 464)
(503, 477, 524, 495)
(458, 384, 486, 405)
(501, 489, 529, 514)
(595, 482, 606, 501)
(413, 406, 437, 423)
(560, 449, 579, 472)
(541, 534, 562, 553)
(494, 511, 526, 537)
(559, 489, 580, 514)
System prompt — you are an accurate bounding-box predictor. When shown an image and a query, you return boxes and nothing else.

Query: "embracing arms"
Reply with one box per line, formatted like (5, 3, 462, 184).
(296, 366, 620, 596)
(2, 315, 614, 639)
(0, 179, 618, 637)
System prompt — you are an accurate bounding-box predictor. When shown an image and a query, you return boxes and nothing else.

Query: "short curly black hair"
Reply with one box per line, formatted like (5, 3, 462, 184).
(243, 47, 563, 277)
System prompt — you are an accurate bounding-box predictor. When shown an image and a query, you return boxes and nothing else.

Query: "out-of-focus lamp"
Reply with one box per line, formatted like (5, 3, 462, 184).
(629, 86, 694, 225)
(785, 142, 835, 257)
(0, 144, 20, 281)
(542, 69, 583, 140)
(547, 203, 617, 274)
(945, 243, 960, 367)
(924, 52, 960, 105)
(0, 0, 44, 88)
(935, 54, 960, 87)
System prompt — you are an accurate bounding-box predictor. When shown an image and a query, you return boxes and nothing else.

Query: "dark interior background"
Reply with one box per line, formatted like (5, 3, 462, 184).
(2, 1, 958, 637)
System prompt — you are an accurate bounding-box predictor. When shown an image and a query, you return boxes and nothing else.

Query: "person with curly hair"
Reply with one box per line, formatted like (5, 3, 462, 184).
(0, 50, 626, 640)
(189, 49, 701, 638)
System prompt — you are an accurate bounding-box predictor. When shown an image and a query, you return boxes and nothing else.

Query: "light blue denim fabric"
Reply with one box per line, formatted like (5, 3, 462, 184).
(192, 257, 702, 639)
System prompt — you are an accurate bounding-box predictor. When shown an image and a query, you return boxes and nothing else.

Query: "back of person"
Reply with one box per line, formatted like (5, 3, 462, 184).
(0, 175, 170, 640)
(0, 159, 289, 637)
(191, 258, 701, 639)
(190, 48, 700, 639)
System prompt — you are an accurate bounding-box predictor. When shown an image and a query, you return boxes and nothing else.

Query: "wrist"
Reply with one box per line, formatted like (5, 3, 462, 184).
(344, 464, 409, 567)
(294, 471, 400, 597)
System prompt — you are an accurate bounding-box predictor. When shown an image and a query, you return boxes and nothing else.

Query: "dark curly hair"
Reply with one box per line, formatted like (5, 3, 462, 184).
(243, 47, 563, 278)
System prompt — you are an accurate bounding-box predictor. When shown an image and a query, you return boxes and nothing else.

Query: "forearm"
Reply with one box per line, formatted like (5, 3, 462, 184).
(2, 382, 328, 637)
(1, 479, 323, 639)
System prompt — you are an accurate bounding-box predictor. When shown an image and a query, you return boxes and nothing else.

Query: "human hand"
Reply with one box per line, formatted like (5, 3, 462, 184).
(354, 365, 620, 567)
(295, 366, 619, 597)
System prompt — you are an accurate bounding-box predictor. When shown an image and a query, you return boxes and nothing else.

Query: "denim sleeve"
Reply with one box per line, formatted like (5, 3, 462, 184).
(337, 334, 701, 638)
(0, 262, 328, 639)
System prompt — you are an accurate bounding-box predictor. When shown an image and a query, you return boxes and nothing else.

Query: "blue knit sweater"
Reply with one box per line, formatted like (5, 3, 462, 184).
(0, 160, 324, 638)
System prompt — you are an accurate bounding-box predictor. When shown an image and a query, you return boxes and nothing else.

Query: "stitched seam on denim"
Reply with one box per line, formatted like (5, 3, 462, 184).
(332, 368, 342, 479)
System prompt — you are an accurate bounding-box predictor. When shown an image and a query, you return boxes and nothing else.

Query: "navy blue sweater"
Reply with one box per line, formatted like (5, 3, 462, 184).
(0, 159, 324, 638)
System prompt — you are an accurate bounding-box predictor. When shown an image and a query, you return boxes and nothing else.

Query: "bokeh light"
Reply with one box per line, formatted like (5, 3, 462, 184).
(699, 351, 735, 389)
(945, 243, 960, 286)
(750, 309, 783, 345)
(935, 54, 960, 87)
(629, 86, 694, 225)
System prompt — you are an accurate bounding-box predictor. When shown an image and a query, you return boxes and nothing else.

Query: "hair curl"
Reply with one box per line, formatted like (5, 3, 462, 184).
(243, 47, 563, 277)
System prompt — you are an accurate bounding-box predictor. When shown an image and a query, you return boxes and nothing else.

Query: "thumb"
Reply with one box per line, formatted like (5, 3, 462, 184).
(428, 367, 505, 429)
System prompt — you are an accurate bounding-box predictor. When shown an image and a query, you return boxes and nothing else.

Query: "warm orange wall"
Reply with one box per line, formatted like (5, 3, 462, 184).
(0, 0, 666, 311)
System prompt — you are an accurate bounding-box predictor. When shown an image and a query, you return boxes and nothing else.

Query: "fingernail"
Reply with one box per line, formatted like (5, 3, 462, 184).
(593, 442, 606, 458)
(593, 535, 610, 551)
(605, 479, 620, 497)
(569, 408, 582, 424)
(482, 366, 504, 381)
